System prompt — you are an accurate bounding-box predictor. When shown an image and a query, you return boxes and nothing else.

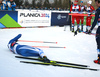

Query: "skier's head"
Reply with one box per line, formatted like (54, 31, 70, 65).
(80, 1, 83, 6)
(74, 0, 78, 4)
(95, 0, 100, 7)
(87, 1, 92, 6)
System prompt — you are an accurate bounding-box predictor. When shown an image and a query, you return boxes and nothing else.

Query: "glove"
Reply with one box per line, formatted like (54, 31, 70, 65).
(43, 56, 50, 63)
(88, 14, 91, 16)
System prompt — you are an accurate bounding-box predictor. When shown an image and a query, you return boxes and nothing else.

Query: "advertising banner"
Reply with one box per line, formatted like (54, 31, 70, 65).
(51, 12, 70, 26)
(18, 11, 51, 27)
(0, 11, 18, 22)
(0, 11, 21, 28)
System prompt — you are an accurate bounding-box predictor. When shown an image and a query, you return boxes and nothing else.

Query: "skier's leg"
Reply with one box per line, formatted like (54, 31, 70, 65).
(94, 27, 100, 64)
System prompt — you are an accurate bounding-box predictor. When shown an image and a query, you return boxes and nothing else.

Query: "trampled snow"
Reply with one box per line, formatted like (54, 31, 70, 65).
(0, 26, 100, 77)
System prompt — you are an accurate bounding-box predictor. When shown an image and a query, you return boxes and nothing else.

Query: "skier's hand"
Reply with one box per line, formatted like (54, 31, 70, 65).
(88, 14, 91, 16)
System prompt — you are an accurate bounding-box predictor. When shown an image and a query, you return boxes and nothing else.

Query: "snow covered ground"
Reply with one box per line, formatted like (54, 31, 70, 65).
(0, 26, 100, 77)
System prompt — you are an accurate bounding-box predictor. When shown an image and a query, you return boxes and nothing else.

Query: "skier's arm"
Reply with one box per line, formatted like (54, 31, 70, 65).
(91, 6, 95, 12)
(78, 5, 81, 12)
(70, 5, 72, 12)
(7, 2, 11, 7)
(90, 10, 100, 31)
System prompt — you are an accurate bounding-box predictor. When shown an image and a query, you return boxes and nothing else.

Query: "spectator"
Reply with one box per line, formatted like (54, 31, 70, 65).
(79, 1, 86, 31)
(7, 0, 16, 11)
(0, 0, 3, 10)
(2, 0, 8, 10)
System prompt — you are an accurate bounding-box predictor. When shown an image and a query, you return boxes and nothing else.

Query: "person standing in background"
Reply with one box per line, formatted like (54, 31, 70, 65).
(86, 0, 95, 33)
(7, 0, 16, 11)
(79, 1, 86, 31)
(88, 0, 100, 64)
(70, 0, 81, 32)
(2, 0, 8, 10)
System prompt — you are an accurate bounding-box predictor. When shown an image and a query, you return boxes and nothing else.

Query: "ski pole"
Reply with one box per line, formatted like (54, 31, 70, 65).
(31, 46, 66, 48)
(18, 40, 58, 44)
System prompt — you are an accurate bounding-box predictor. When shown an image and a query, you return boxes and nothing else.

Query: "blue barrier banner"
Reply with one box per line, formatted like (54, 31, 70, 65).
(51, 12, 70, 26)
(0, 11, 18, 22)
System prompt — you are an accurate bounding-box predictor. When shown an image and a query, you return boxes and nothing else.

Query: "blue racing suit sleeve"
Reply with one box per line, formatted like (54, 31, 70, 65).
(8, 34, 22, 52)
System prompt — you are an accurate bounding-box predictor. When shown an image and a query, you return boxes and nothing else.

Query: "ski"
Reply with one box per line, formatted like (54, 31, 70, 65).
(20, 61, 99, 71)
(15, 56, 89, 67)
(82, 31, 96, 36)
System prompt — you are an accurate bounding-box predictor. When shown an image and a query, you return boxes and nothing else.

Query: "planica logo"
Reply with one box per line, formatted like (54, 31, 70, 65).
(20, 13, 50, 18)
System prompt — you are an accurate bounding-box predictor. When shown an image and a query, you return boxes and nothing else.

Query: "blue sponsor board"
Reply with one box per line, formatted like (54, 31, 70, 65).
(51, 12, 70, 26)
(0, 11, 18, 22)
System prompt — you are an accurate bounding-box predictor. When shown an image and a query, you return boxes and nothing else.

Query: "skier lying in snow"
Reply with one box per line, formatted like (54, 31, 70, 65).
(7, 34, 50, 63)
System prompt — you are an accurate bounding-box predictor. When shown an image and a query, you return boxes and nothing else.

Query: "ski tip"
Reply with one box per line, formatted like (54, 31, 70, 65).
(97, 69, 100, 71)
(15, 56, 19, 58)
(94, 69, 99, 71)
(56, 42, 58, 44)
(89, 68, 99, 71)
(64, 47, 66, 48)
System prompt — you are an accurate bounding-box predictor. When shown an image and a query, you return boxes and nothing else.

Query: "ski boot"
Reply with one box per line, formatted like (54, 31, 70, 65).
(43, 56, 56, 64)
(77, 28, 81, 33)
(85, 29, 88, 34)
(43, 56, 50, 63)
(94, 55, 100, 64)
(94, 59, 100, 64)
(71, 28, 74, 32)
